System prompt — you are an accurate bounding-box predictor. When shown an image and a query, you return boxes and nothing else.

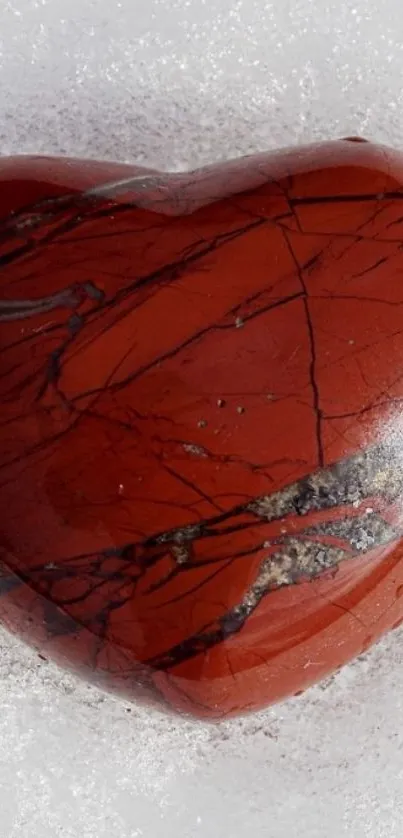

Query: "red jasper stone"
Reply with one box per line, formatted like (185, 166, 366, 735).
(2, 139, 403, 720)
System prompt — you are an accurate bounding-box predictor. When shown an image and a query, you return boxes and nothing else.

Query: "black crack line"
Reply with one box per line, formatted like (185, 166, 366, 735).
(142, 553, 344, 671)
(302, 316, 403, 394)
(41, 576, 131, 609)
(0, 172, 267, 276)
(385, 213, 403, 230)
(323, 396, 403, 421)
(0, 408, 85, 473)
(312, 293, 403, 307)
(281, 228, 324, 467)
(1, 182, 401, 270)
(147, 513, 389, 609)
(158, 436, 306, 478)
(1, 458, 400, 662)
(351, 256, 389, 279)
(0, 189, 94, 229)
(0, 282, 105, 393)
(68, 289, 303, 409)
(321, 348, 403, 426)
(0, 191, 143, 241)
(229, 278, 291, 316)
(0, 197, 147, 271)
(56, 219, 169, 246)
(271, 180, 304, 234)
(8, 437, 396, 591)
(144, 528, 403, 672)
(141, 442, 403, 548)
(79, 216, 268, 315)
(0, 242, 35, 269)
(147, 545, 267, 603)
(304, 301, 323, 466)
(33, 216, 269, 397)
(226, 291, 304, 327)
(162, 463, 224, 514)
(289, 191, 403, 206)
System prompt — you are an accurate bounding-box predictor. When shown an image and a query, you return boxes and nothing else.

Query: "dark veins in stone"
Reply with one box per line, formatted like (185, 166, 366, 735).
(0, 166, 402, 678)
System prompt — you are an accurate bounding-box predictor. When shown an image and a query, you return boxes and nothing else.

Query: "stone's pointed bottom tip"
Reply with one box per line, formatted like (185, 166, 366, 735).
(1, 139, 403, 719)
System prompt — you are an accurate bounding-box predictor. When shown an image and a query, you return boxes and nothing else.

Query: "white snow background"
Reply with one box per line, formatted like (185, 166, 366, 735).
(1, 1, 403, 836)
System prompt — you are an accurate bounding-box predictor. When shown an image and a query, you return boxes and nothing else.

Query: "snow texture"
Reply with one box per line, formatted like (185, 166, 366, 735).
(1, 0, 403, 835)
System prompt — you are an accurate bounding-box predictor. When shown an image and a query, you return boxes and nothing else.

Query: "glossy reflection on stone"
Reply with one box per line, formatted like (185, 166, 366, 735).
(2, 140, 403, 719)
